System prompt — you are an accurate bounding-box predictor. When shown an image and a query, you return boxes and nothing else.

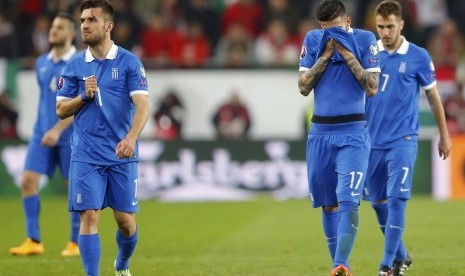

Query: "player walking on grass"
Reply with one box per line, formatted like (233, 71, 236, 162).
(56, 0, 149, 275)
(363, 1, 451, 275)
(9, 12, 80, 257)
(298, 0, 380, 275)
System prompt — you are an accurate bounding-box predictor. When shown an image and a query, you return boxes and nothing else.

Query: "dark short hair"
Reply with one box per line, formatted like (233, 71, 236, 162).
(316, 0, 347, 22)
(80, 0, 115, 21)
(55, 11, 75, 28)
(375, 0, 403, 20)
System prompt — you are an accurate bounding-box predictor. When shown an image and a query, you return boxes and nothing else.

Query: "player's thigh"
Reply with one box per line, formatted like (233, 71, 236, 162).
(306, 135, 338, 207)
(106, 162, 139, 213)
(57, 143, 72, 179)
(334, 132, 371, 203)
(363, 149, 389, 202)
(24, 141, 56, 177)
(386, 145, 418, 199)
(68, 162, 107, 211)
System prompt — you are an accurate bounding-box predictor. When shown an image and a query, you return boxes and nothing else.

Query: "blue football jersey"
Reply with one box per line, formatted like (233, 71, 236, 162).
(34, 46, 76, 145)
(366, 38, 436, 149)
(56, 43, 149, 165)
(299, 28, 381, 117)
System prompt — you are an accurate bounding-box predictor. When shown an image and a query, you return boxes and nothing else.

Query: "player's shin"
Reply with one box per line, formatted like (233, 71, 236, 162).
(372, 202, 388, 234)
(333, 201, 358, 267)
(79, 233, 100, 275)
(115, 228, 138, 270)
(381, 198, 406, 268)
(322, 209, 340, 261)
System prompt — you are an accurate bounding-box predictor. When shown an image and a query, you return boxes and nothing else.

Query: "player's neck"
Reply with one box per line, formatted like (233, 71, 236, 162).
(89, 39, 113, 60)
(384, 36, 404, 54)
(52, 44, 72, 63)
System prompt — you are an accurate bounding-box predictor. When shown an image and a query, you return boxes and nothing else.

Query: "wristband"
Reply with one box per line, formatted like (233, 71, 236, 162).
(81, 91, 92, 102)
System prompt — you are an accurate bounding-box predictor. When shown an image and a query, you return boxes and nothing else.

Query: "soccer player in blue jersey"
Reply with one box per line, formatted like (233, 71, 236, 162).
(55, 1, 149, 275)
(9, 13, 80, 257)
(364, 1, 451, 275)
(298, 1, 380, 275)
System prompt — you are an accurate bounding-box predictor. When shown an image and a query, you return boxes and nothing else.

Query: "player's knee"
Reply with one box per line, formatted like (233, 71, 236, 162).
(338, 201, 358, 213)
(20, 174, 39, 195)
(115, 213, 136, 235)
(374, 199, 387, 205)
(339, 201, 359, 225)
(322, 206, 338, 212)
(388, 197, 407, 210)
(80, 210, 99, 234)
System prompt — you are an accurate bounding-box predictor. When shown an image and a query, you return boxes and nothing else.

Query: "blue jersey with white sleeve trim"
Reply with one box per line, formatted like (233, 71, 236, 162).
(56, 43, 148, 165)
(365, 38, 436, 149)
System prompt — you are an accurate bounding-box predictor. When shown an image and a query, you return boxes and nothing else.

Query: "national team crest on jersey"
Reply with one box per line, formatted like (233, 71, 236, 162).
(399, 62, 407, 73)
(369, 44, 379, 56)
(111, 68, 118, 79)
(57, 76, 64, 90)
(139, 66, 146, 78)
(300, 45, 307, 59)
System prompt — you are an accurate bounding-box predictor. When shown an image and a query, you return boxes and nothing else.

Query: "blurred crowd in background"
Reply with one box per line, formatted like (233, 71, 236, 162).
(0, 0, 465, 139)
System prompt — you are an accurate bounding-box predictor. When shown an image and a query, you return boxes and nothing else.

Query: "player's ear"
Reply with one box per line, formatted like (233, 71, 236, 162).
(106, 22, 114, 32)
(399, 19, 404, 32)
(346, 16, 352, 31)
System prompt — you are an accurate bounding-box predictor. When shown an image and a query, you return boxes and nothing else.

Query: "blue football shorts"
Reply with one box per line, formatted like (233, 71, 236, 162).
(68, 161, 139, 213)
(306, 122, 371, 208)
(363, 145, 418, 202)
(24, 140, 71, 178)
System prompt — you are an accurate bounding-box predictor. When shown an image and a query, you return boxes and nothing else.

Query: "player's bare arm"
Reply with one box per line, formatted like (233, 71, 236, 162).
(56, 76, 97, 119)
(298, 39, 334, 96)
(41, 116, 73, 147)
(56, 97, 87, 119)
(115, 94, 149, 159)
(335, 42, 379, 96)
(426, 86, 451, 160)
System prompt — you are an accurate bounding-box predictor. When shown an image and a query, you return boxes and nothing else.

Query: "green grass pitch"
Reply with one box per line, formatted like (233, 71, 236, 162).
(0, 196, 464, 275)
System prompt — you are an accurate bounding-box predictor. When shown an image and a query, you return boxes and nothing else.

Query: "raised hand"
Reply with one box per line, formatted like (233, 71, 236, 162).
(334, 41, 354, 61)
(84, 75, 97, 99)
(321, 38, 335, 60)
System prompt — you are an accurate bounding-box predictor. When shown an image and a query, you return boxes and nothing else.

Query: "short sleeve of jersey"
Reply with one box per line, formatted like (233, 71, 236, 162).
(299, 31, 318, 69)
(127, 56, 148, 96)
(416, 49, 436, 89)
(56, 62, 79, 101)
(360, 31, 380, 72)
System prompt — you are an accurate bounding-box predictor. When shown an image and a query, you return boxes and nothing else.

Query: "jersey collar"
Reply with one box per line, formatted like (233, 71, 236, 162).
(85, 42, 118, 62)
(377, 36, 409, 55)
(46, 46, 77, 61)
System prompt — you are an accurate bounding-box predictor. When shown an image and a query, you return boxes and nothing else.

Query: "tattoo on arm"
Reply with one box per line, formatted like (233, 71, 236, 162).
(345, 57, 379, 96)
(363, 72, 379, 96)
(298, 58, 329, 96)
